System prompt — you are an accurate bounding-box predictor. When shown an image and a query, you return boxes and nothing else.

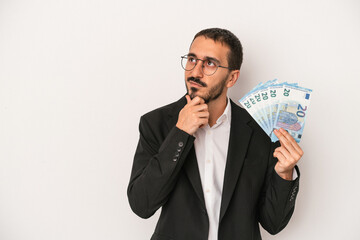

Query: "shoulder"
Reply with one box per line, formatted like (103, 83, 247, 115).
(138, 96, 186, 140)
(230, 99, 265, 133)
(230, 99, 272, 145)
(230, 99, 279, 162)
(137, 95, 187, 146)
(141, 95, 186, 123)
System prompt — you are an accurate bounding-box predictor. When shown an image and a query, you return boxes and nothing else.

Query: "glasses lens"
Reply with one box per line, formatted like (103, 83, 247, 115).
(181, 56, 196, 71)
(180, 56, 219, 75)
(203, 59, 218, 76)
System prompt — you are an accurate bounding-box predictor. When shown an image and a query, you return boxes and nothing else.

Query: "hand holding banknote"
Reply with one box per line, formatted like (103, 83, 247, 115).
(239, 79, 312, 180)
(273, 128, 303, 180)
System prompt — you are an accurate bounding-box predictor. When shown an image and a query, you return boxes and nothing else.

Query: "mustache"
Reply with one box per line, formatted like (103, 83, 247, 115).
(187, 77, 207, 87)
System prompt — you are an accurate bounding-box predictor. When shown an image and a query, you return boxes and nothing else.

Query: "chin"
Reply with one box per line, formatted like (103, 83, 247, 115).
(187, 87, 198, 99)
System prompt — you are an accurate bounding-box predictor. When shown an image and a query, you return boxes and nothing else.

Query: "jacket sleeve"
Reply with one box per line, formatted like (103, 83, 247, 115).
(257, 141, 300, 235)
(127, 115, 195, 219)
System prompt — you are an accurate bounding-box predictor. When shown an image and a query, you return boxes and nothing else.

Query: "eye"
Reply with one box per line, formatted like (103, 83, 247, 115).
(206, 60, 216, 67)
(188, 57, 197, 63)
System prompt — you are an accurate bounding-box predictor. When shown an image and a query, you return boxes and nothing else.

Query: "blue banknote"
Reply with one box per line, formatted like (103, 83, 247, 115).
(239, 79, 312, 143)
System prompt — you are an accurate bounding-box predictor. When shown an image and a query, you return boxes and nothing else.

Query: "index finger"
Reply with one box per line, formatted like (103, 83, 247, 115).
(274, 129, 297, 154)
(186, 95, 191, 104)
(187, 96, 205, 106)
(278, 128, 303, 155)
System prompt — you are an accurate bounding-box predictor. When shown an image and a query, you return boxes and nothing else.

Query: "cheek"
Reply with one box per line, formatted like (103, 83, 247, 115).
(184, 71, 191, 79)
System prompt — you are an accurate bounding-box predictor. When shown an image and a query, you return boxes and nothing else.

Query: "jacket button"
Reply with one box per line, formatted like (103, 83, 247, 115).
(175, 152, 180, 157)
(178, 142, 184, 147)
(177, 148, 181, 152)
(173, 158, 177, 162)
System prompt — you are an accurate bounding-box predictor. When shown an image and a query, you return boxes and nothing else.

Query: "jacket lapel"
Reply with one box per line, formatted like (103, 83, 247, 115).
(166, 96, 206, 211)
(219, 100, 253, 223)
(183, 148, 206, 210)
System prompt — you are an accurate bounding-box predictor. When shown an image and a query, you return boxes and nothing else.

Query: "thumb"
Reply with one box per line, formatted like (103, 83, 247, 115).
(185, 95, 191, 104)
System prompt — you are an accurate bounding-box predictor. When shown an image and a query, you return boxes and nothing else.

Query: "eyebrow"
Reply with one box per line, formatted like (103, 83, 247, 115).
(187, 53, 221, 64)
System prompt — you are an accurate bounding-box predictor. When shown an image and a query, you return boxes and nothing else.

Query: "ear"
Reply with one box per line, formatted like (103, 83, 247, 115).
(226, 70, 240, 88)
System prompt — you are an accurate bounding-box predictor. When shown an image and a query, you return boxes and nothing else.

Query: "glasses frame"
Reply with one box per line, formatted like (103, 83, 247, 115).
(181, 54, 235, 76)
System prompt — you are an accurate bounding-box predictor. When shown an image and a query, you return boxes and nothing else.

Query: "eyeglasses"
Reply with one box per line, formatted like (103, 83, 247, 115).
(181, 54, 234, 76)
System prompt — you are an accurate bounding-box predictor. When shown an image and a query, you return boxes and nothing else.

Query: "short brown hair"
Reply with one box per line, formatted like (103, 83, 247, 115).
(192, 28, 243, 70)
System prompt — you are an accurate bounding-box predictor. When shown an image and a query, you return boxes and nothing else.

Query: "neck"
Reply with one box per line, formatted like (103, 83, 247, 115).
(207, 94, 228, 127)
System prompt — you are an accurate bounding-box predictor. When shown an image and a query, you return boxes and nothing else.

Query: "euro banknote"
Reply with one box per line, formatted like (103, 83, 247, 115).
(239, 79, 312, 143)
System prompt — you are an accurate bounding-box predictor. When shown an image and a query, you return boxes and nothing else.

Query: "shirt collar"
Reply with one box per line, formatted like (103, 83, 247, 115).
(213, 97, 231, 128)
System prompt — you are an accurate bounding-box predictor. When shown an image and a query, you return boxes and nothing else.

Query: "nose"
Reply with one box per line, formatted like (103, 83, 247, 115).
(191, 60, 204, 78)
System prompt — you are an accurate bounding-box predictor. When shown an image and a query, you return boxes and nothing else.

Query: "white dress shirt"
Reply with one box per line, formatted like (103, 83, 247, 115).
(194, 98, 231, 240)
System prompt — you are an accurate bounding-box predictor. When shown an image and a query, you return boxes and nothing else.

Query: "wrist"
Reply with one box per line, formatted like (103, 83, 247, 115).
(176, 123, 191, 135)
(275, 168, 294, 181)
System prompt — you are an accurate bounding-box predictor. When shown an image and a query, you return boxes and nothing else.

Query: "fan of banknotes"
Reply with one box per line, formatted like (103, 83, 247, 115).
(239, 79, 313, 143)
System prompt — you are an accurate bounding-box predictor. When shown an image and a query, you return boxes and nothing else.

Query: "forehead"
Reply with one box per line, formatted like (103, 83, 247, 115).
(189, 36, 230, 63)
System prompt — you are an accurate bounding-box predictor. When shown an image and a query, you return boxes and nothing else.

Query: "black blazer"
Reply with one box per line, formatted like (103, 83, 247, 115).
(128, 96, 300, 240)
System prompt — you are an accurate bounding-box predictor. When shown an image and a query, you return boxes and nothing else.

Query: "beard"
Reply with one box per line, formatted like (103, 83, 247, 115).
(186, 74, 229, 104)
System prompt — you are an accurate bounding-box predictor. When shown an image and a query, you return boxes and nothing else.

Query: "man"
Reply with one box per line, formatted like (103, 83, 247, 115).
(127, 28, 302, 240)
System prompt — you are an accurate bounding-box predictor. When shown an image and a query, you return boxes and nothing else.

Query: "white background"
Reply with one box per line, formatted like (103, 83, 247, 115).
(1, 0, 359, 239)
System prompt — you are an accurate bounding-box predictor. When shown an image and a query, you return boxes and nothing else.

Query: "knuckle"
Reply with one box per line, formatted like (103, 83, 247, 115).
(291, 156, 298, 163)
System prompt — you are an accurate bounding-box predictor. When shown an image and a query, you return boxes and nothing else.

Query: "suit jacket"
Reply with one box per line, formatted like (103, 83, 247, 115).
(127, 96, 300, 240)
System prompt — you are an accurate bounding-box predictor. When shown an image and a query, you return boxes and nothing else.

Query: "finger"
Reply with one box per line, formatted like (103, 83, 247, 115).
(274, 129, 297, 155)
(275, 132, 302, 163)
(273, 150, 286, 163)
(193, 96, 205, 104)
(274, 146, 292, 161)
(279, 128, 303, 156)
(275, 129, 302, 160)
(198, 118, 209, 127)
(193, 104, 208, 112)
(186, 95, 191, 104)
(197, 111, 210, 118)
(274, 150, 295, 169)
(187, 96, 204, 106)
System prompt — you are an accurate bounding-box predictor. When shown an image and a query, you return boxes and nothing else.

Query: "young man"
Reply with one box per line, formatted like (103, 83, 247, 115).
(128, 28, 302, 240)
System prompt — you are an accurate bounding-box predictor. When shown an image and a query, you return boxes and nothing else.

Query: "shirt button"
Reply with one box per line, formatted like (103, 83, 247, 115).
(205, 189, 210, 193)
(206, 159, 211, 164)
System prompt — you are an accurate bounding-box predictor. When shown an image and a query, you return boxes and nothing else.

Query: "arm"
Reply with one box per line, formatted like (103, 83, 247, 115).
(127, 96, 209, 219)
(127, 116, 194, 219)
(257, 128, 302, 234)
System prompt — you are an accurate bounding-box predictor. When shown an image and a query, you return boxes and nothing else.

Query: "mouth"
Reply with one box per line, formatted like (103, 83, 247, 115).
(189, 81, 204, 88)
